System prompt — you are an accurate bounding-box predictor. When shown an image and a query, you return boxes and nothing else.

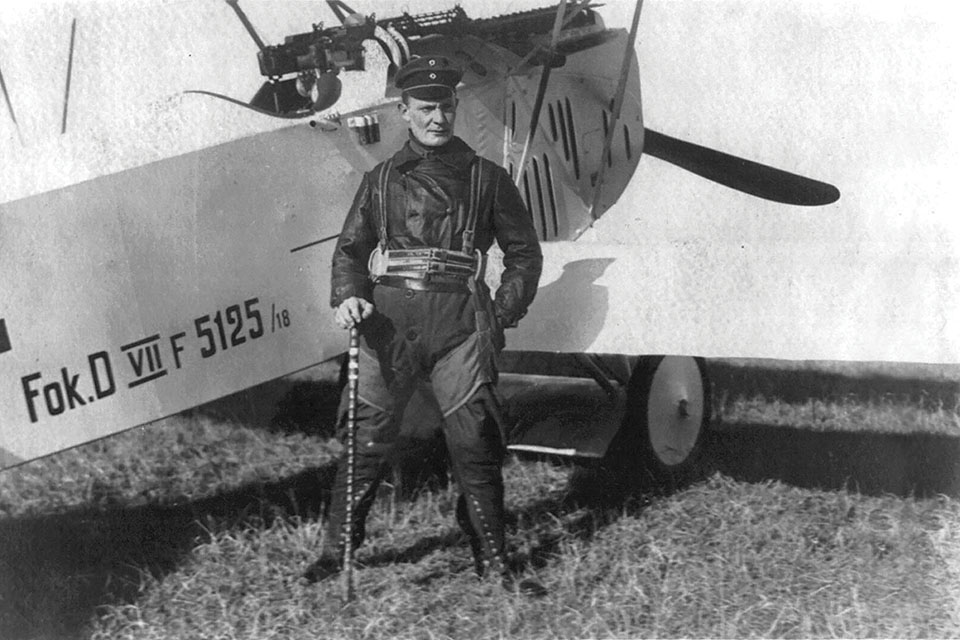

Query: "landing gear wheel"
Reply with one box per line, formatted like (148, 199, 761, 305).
(623, 355, 710, 487)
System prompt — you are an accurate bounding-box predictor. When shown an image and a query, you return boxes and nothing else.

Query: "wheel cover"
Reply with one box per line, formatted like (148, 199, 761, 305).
(647, 356, 705, 466)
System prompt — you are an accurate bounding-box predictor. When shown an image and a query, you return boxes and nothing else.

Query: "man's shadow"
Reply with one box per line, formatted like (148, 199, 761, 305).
(0, 462, 339, 640)
(515, 258, 616, 352)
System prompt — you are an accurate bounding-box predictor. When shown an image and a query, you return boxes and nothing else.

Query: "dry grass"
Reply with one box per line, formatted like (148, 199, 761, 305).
(0, 419, 330, 518)
(77, 463, 960, 640)
(711, 358, 960, 435)
(719, 394, 960, 435)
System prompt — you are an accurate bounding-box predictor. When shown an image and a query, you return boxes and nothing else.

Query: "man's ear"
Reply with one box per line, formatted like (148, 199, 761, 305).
(397, 101, 410, 122)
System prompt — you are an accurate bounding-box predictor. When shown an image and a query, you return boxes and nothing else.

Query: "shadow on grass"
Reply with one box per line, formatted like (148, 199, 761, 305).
(707, 359, 960, 498)
(197, 372, 343, 438)
(358, 468, 642, 580)
(0, 457, 620, 638)
(709, 424, 960, 498)
(708, 360, 960, 409)
(0, 464, 338, 640)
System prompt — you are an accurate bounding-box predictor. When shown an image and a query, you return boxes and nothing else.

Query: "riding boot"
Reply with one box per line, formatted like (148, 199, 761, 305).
(302, 449, 386, 584)
(445, 390, 547, 597)
(457, 485, 548, 597)
(455, 493, 486, 577)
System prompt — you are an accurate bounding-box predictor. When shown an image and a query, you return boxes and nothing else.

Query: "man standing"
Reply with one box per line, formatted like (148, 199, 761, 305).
(303, 56, 545, 596)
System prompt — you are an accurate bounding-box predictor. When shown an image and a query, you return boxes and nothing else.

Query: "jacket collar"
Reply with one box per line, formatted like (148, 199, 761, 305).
(393, 134, 476, 172)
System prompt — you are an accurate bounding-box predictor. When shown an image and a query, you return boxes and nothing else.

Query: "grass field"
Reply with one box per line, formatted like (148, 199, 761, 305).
(1, 358, 959, 639)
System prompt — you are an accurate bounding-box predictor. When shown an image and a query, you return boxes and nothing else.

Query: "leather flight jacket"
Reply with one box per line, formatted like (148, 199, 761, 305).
(331, 136, 543, 328)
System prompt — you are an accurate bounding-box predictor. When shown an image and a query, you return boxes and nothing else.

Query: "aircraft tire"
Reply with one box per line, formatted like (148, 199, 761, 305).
(620, 355, 711, 488)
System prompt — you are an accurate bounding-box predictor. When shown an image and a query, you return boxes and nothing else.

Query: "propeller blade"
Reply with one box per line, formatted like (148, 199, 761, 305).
(642, 128, 840, 206)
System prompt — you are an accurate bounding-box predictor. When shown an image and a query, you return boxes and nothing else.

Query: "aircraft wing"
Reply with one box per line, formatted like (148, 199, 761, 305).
(496, 235, 959, 363)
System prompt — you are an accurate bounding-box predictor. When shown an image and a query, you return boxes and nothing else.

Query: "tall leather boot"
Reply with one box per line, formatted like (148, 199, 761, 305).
(457, 486, 548, 598)
(456, 493, 486, 577)
(302, 452, 385, 584)
(445, 391, 547, 597)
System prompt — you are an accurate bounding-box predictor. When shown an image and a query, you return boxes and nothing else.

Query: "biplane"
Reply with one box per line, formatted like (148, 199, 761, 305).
(1, 0, 955, 481)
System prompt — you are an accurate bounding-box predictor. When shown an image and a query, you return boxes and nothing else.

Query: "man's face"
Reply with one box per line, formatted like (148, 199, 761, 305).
(399, 94, 458, 147)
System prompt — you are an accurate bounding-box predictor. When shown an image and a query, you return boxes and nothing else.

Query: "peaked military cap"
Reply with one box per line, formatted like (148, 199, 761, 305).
(395, 56, 463, 100)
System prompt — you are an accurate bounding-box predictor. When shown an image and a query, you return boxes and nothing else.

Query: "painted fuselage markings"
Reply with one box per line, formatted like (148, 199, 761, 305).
(18, 296, 292, 424)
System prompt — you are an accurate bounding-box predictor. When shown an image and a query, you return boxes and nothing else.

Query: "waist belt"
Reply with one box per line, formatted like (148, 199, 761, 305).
(369, 247, 486, 289)
(374, 275, 470, 293)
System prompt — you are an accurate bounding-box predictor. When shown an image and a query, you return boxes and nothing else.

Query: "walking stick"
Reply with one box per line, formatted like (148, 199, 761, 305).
(342, 324, 360, 603)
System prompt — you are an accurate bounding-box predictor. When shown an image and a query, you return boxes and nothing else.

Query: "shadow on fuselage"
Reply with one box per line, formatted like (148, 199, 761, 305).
(518, 258, 615, 353)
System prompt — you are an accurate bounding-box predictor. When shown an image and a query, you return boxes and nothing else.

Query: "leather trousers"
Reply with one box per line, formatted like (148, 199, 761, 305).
(322, 384, 508, 576)
(321, 284, 508, 577)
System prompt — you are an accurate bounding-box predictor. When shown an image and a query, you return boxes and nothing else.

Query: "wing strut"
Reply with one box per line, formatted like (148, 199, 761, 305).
(326, 1, 358, 25)
(589, 0, 643, 220)
(225, 0, 267, 52)
(513, 0, 568, 188)
(61, 18, 77, 134)
(0, 56, 24, 146)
